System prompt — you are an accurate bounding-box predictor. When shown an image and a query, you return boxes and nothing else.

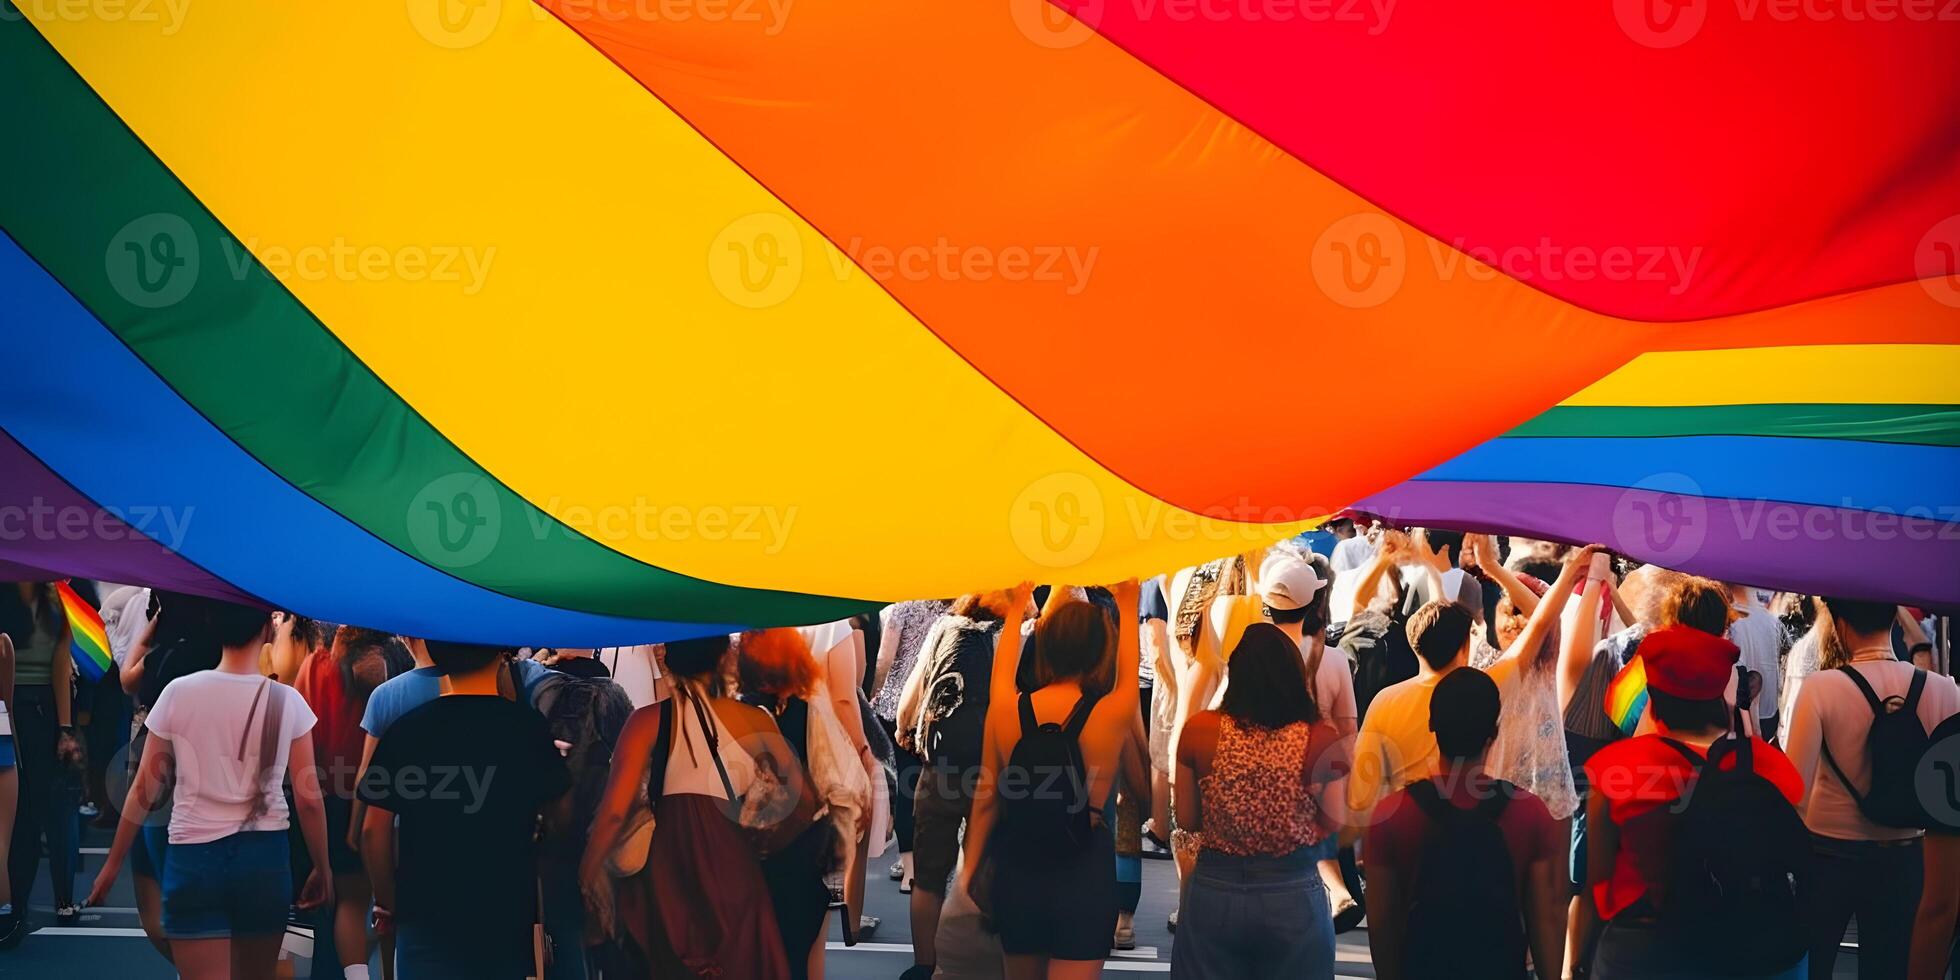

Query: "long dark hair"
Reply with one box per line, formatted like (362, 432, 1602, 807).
(0, 582, 60, 645)
(1218, 623, 1319, 730)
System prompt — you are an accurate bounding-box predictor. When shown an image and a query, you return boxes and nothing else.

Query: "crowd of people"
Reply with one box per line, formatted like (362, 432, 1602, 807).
(0, 518, 1956, 979)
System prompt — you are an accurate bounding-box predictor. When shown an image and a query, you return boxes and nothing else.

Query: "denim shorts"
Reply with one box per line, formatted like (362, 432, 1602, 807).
(0, 734, 14, 770)
(162, 830, 291, 938)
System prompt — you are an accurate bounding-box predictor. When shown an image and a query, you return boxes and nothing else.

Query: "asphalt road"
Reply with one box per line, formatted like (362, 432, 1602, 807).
(5, 826, 1871, 978)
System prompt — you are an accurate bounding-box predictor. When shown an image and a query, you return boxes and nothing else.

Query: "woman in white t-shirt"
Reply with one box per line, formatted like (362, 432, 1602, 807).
(89, 603, 331, 980)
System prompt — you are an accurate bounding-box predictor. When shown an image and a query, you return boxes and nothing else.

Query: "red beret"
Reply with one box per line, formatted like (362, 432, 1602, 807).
(1641, 625, 1739, 700)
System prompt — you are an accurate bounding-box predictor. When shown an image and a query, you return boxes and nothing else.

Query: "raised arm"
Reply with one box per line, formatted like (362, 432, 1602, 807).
(1110, 579, 1141, 717)
(1348, 535, 1406, 617)
(989, 583, 1036, 708)
(1496, 544, 1595, 667)
(869, 604, 900, 699)
(1473, 534, 1539, 619)
(1557, 550, 1611, 712)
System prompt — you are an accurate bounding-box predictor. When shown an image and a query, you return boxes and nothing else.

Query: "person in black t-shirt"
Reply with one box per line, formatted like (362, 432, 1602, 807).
(359, 640, 571, 980)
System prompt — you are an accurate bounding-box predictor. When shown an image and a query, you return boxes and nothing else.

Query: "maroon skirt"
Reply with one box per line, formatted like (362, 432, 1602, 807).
(612, 793, 790, 979)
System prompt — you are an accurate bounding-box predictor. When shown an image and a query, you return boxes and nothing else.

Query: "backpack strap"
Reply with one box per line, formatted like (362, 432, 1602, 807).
(1061, 691, 1102, 737)
(1657, 737, 1707, 772)
(1818, 665, 1926, 806)
(1017, 691, 1038, 738)
(1406, 778, 1449, 821)
(1834, 663, 1897, 717)
(1704, 731, 1751, 773)
(1473, 780, 1516, 820)
(1904, 668, 1928, 714)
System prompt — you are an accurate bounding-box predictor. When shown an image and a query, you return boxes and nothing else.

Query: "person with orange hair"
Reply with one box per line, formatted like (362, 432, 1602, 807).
(739, 628, 870, 980)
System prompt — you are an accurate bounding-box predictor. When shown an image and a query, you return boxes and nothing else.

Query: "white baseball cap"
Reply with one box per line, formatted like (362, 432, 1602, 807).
(1259, 553, 1327, 611)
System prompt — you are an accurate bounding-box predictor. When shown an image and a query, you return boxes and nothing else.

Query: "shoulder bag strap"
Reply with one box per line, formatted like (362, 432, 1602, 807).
(688, 691, 738, 803)
(1303, 635, 1328, 712)
(235, 678, 270, 763)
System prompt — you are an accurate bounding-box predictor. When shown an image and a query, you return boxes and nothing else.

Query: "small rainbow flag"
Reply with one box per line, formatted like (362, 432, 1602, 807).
(54, 580, 111, 683)
(1604, 653, 1649, 736)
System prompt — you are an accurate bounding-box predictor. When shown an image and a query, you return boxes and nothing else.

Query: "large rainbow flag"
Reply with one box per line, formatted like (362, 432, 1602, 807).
(1, 3, 1955, 643)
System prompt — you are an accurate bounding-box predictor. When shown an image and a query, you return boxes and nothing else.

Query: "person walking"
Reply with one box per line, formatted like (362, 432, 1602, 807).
(358, 638, 571, 980)
(740, 627, 872, 980)
(580, 635, 797, 980)
(1, 582, 83, 928)
(962, 581, 1143, 980)
(1364, 669, 1567, 980)
(1784, 597, 1960, 979)
(892, 591, 1019, 980)
(1577, 626, 1809, 979)
(1169, 622, 1344, 978)
(868, 599, 950, 895)
(89, 601, 332, 980)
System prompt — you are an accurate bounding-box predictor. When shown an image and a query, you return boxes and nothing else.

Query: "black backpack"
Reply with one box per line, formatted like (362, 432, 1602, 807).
(529, 670, 634, 860)
(1404, 779, 1527, 980)
(993, 691, 1100, 864)
(920, 618, 1000, 771)
(1819, 665, 1933, 829)
(1653, 736, 1808, 976)
(1342, 616, 1417, 719)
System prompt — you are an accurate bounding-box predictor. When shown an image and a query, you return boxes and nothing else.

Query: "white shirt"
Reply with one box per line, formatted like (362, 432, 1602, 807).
(662, 695, 755, 800)
(800, 619, 859, 665)
(1297, 635, 1357, 736)
(597, 645, 665, 709)
(1728, 600, 1785, 720)
(146, 670, 316, 845)
(1331, 536, 1376, 574)
(103, 586, 152, 669)
(1785, 659, 1960, 841)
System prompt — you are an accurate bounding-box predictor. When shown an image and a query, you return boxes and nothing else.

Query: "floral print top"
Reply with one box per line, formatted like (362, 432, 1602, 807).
(1198, 717, 1324, 856)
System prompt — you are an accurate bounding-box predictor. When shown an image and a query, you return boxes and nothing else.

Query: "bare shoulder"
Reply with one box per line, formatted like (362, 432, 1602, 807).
(1178, 710, 1223, 761)
(716, 699, 778, 737)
